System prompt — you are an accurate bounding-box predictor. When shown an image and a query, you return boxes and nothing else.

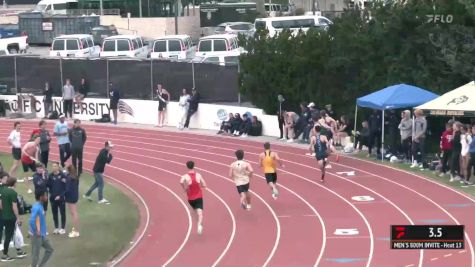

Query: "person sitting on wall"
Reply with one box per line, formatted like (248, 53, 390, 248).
(237, 114, 252, 138)
(231, 113, 243, 136)
(249, 116, 262, 137)
(218, 113, 235, 135)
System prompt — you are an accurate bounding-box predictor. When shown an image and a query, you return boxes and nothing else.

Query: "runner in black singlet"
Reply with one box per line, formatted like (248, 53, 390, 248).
(313, 125, 329, 182)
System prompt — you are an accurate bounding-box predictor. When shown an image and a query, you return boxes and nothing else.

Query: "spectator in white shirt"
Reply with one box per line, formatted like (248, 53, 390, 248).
(7, 121, 22, 175)
(62, 79, 75, 118)
(178, 89, 190, 130)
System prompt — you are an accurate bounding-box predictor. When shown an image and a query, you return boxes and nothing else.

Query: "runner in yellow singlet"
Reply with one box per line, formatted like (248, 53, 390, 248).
(259, 142, 284, 200)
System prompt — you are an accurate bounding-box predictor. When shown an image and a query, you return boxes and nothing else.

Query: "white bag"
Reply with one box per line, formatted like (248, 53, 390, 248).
(13, 224, 24, 249)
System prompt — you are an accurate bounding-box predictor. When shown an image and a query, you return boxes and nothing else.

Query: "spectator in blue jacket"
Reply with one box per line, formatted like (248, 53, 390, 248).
(65, 164, 80, 238)
(48, 162, 67, 235)
(32, 163, 49, 214)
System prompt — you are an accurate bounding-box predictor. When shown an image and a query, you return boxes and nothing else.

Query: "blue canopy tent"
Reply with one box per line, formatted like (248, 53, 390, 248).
(355, 84, 439, 161)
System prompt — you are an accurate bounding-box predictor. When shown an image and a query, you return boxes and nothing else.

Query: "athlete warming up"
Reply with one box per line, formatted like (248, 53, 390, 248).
(180, 161, 207, 235)
(229, 150, 254, 210)
(259, 142, 284, 200)
(312, 126, 329, 182)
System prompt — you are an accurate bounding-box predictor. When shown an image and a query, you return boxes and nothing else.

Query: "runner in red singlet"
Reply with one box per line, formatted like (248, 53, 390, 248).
(180, 161, 207, 235)
(21, 135, 41, 194)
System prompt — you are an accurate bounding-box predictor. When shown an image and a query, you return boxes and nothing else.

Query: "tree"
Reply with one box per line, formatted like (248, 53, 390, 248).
(239, 0, 475, 116)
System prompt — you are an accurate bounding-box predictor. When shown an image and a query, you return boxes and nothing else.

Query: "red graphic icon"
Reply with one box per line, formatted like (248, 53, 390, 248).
(395, 226, 406, 239)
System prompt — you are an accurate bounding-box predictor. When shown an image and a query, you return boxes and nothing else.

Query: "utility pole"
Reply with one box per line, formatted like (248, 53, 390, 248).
(174, 0, 179, 34)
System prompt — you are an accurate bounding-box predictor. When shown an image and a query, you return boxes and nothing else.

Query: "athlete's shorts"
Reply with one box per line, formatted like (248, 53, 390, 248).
(265, 173, 277, 184)
(236, 183, 250, 194)
(22, 161, 36, 172)
(188, 198, 203, 210)
(12, 147, 21, 160)
(316, 152, 328, 161)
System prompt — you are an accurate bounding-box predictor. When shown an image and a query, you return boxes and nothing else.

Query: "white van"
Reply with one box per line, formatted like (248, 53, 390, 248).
(100, 35, 148, 58)
(255, 15, 333, 37)
(264, 3, 282, 17)
(150, 35, 194, 60)
(192, 52, 240, 66)
(34, 0, 78, 14)
(195, 34, 242, 57)
(50, 34, 100, 58)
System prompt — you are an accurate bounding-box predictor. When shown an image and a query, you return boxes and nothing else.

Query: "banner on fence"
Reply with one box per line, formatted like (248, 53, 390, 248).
(0, 95, 280, 137)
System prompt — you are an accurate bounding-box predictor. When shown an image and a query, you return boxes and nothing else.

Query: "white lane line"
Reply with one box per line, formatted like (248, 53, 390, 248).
(430, 257, 439, 261)
(0, 124, 327, 267)
(0, 142, 193, 267)
(444, 253, 452, 258)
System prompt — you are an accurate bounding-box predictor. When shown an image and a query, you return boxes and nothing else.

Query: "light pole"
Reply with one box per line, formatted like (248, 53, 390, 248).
(174, 0, 179, 34)
(278, 94, 285, 115)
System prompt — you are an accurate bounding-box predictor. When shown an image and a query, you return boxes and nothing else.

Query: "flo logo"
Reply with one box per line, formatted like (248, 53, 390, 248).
(447, 95, 468, 105)
(217, 109, 227, 121)
(426, 14, 453, 24)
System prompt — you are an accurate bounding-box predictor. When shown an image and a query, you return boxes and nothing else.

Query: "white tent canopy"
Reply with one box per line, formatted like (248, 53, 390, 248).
(416, 81, 475, 116)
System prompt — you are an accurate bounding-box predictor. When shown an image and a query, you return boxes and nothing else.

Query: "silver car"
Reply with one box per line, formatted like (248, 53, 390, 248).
(214, 22, 256, 38)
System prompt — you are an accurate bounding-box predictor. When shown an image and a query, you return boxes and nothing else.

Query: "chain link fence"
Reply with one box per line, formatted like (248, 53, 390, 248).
(0, 55, 240, 103)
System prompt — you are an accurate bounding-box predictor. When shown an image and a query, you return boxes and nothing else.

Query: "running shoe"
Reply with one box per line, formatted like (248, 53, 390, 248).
(82, 194, 92, 201)
(27, 189, 33, 194)
(59, 229, 66, 235)
(197, 224, 203, 235)
(0, 255, 14, 262)
(98, 199, 111, 205)
(246, 204, 252, 211)
(325, 164, 332, 169)
(27, 176, 33, 181)
(53, 228, 60, 234)
(16, 250, 27, 258)
(68, 231, 80, 238)
(241, 202, 247, 210)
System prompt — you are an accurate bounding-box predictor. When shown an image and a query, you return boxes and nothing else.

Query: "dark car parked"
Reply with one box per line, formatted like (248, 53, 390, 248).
(90, 25, 118, 47)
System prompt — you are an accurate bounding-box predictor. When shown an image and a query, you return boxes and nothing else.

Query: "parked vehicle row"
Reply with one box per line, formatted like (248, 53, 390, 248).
(0, 26, 29, 55)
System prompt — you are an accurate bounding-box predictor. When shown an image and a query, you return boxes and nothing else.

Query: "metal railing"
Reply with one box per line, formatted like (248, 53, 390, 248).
(66, 9, 121, 16)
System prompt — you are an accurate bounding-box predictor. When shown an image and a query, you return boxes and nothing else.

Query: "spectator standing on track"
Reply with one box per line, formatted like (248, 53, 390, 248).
(184, 88, 200, 130)
(439, 121, 454, 177)
(450, 122, 462, 182)
(62, 79, 75, 119)
(259, 142, 283, 200)
(109, 82, 120, 125)
(21, 135, 41, 194)
(398, 110, 413, 162)
(410, 109, 427, 169)
(76, 78, 89, 113)
(33, 163, 49, 218)
(460, 125, 472, 186)
(43, 82, 53, 119)
(467, 125, 475, 184)
(37, 120, 52, 168)
(65, 164, 80, 237)
(229, 150, 254, 211)
(178, 89, 190, 130)
(0, 176, 27, 262)
(7, 121, 21, 176)
(54, 114, 71, 168)
(180, 161, 207, 235)
(368, 110, 382, 158)
(84, 141, 114, 204)
(29, 190, 54, 267)
(69, 119, 87, 177)
(48, 162, 67, 235)
(155, 84, 171, 128)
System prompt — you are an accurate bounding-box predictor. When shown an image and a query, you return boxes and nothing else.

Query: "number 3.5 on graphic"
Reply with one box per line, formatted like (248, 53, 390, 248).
(429, 227, 442, 238)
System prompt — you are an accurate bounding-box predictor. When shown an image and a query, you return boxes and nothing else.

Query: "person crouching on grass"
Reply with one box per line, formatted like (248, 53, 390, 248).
(180, 161, 207, 235)
(84, 141, 114, 204)
(48, 162, 67, 235)
(65, 164, 80, 238)
(30, 190, 54, 267)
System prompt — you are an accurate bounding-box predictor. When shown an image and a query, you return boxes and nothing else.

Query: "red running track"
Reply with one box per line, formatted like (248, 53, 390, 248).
(1, 119, 474, 267)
